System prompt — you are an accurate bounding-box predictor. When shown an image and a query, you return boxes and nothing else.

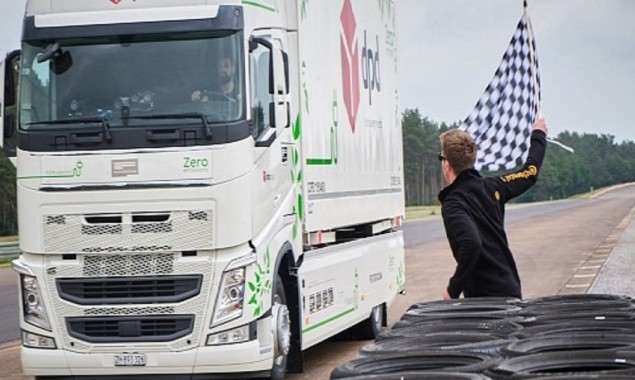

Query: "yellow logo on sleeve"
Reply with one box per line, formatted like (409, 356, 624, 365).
(501, 165, 538, 183)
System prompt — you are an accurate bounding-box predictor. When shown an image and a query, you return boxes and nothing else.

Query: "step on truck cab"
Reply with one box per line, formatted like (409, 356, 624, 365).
(1, 0, 405, 378)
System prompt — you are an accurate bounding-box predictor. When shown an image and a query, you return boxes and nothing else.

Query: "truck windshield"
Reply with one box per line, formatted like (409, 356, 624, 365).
(19, 31, 244, 130)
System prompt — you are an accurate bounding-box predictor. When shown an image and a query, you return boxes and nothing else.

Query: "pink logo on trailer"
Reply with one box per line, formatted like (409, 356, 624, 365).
(340, 0, 360, 132)
(110, 0, 122, 4)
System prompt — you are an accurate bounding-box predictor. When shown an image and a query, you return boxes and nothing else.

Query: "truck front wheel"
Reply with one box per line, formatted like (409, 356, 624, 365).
(270, 273, 291, 379)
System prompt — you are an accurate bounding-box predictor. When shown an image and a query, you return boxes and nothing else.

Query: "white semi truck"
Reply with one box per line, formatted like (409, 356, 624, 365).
(1, 0, 405, 378)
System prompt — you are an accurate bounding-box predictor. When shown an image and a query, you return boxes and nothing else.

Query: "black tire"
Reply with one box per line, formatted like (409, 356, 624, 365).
(440, 338, 514, 356)
(352, 303, 385, 340)
(330, 351, 499, 379)
(522, 375, 635, 380)
(359, 333, 503, 357)
(485, 349, 635, 379)
(500, 333, 635, 358)
(399, 312, 524, 326)
(404, 303, 521, 317)
(519, 310, 635, 327)
(517, 294, 631, 307)
(332, 371, 492, 379)
(511, 321, 635, 339)
(408, 297, 521, 311)
(518, 300, 634, 317)
(380, 320, 522, 340)
(270, 273, 291, 380)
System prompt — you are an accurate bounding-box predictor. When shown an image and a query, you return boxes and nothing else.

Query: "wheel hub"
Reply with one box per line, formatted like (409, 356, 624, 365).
(272, 301, 291, 359)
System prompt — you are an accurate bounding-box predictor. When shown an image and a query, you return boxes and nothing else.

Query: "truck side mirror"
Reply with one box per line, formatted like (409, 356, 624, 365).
(1, 50, 20, 161)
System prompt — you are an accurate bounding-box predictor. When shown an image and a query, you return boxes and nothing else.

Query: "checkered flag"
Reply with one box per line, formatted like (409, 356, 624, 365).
(460, 7, 540, 171)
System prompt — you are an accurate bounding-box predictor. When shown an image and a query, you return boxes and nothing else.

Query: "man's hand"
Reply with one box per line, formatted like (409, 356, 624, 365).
(533, 117, 548, 135)
(442, 290, 451, 300)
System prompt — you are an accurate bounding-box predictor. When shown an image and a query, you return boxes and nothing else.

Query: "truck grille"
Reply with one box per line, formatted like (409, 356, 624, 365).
(66, 315, 195, 343)
(57, 275, 203, 305)
(42, 209, 214, 253)
(84, 253, 174, 276)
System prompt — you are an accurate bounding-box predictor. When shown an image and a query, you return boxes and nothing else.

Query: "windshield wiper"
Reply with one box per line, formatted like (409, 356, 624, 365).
(122, 113, 212, 139)
(27, 117, 112, 141)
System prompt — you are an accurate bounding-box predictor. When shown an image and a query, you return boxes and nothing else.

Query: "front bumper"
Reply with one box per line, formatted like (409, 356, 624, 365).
(22, 337, 273, 378)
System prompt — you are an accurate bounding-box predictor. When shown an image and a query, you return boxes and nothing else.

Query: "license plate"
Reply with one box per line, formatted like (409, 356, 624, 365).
(114, 353, 146, 366)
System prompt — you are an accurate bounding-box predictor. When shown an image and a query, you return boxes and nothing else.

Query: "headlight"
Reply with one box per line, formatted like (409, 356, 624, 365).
(21, 275, 52, 331)
(212, 267, 247, 326)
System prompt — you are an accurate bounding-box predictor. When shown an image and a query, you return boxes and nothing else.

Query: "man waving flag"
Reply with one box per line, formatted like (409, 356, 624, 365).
(460, 2, 540, 171)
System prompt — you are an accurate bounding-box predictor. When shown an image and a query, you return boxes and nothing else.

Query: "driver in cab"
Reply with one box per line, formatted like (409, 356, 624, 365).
(191, 54, 239, 103)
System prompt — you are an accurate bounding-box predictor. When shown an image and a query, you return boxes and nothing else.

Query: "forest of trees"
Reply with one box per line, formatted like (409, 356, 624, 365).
(403, 108, 635, 206)
(0, 152, 17, 235)
(2, 107, 635, 236)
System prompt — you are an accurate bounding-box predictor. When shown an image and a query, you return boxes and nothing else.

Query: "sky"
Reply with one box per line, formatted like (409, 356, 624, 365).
(396, 0, 635, 143)
(1, 0, 634, 143)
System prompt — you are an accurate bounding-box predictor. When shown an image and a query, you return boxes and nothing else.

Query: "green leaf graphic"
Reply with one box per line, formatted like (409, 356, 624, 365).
(292, 114, 301, 140)
(297, 193, 304, 220)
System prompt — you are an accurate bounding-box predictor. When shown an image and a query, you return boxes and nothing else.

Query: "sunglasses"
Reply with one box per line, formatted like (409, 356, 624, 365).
(437, 152, 446, 162)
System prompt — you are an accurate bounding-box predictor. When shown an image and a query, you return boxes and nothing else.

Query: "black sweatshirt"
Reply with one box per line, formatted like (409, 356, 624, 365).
(438, 130, 547, 299)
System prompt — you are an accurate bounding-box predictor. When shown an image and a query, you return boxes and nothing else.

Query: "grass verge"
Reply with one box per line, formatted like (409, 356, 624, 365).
(405, 205, 441, 221)
(0, 235, 18, 243)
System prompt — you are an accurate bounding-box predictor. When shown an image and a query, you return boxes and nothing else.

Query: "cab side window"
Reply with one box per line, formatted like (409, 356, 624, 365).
(249, 44, 271, 139)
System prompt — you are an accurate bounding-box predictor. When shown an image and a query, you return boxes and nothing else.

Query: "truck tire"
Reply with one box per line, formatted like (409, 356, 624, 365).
(332, 372, 491, 379)
(270, 273, 291, 380)
(398, 313, 522, 326)
(518, 300, 634, 317)
(358, 333, 503, 357)
(380, 320, 522, 340)
(510, 320, 635, 340)
(407, 297, 520, 311)
(403, 303, 521, 319)
(500, 333, 635, 358)
(505, 375, 635, 380)
(352, 303, 384, 340)
(520, 310, 634, 327)
(484, 349, 635, 379)
(330, 351, 499, 379)
(517, 293, 629, 307)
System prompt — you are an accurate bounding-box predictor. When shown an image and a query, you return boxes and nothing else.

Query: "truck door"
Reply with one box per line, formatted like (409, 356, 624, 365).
(249, 33, 289, 144)
(249, 31, 293, 238)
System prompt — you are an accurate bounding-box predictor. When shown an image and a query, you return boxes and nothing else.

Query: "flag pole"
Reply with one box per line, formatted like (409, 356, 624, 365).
(524, 0, 541, 117)
(525, 1, 575, 154)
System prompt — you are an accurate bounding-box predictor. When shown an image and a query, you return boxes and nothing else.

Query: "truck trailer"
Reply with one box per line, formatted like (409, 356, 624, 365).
(0, 0, 405, 378)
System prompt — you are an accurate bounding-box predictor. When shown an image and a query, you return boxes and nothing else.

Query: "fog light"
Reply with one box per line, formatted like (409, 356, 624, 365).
(22, 331, 56, 349)
(206, 324, 250, 346)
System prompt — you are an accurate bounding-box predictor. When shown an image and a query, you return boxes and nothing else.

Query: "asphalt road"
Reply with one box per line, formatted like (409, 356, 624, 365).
(289, 183, 635, 379)
(1, 183, 635, 379)
(0, 267, 19, 343)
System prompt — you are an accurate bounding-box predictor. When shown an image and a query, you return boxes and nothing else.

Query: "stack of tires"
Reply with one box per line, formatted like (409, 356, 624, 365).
(330, 294, 635, 379)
